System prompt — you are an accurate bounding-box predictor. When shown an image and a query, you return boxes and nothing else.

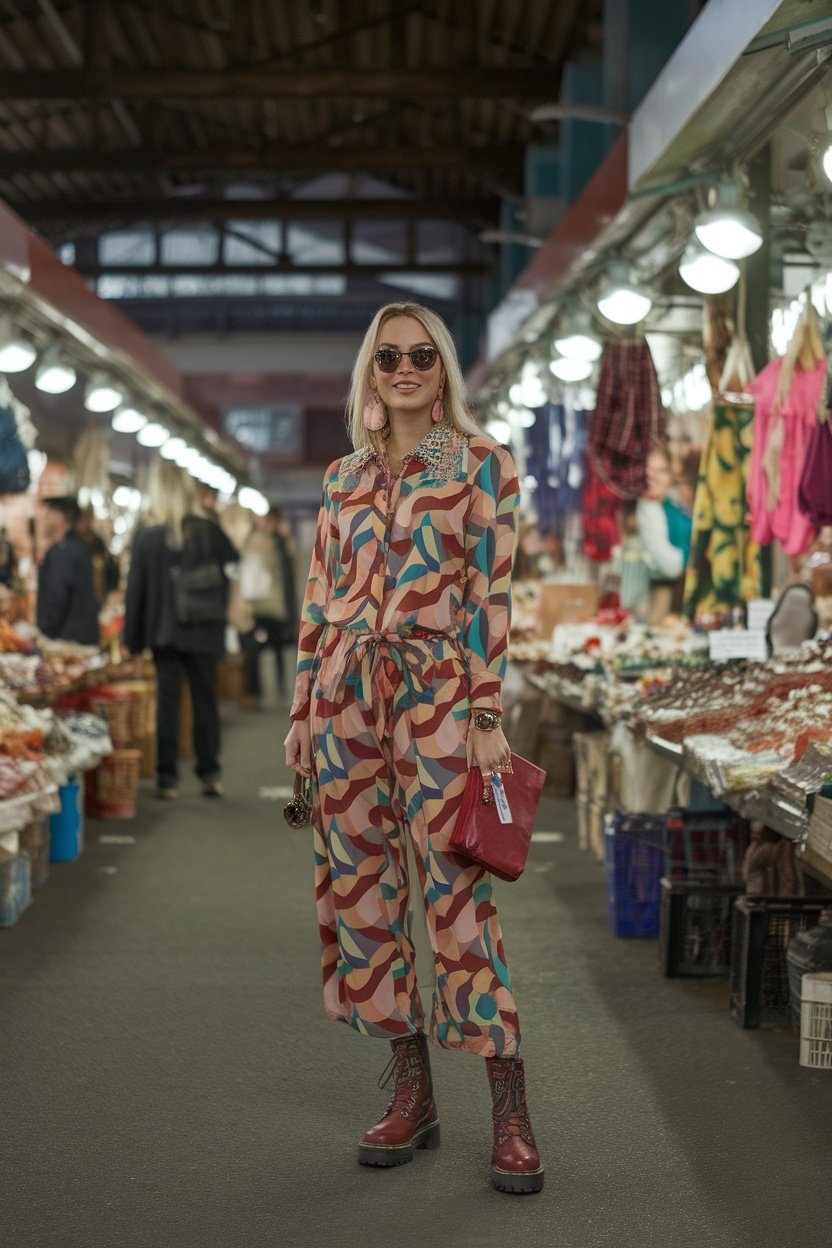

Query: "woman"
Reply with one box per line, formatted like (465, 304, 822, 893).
(124, 472, 238, 799)
(635, 445, 688, 621)
(284, 303, 543, 1195)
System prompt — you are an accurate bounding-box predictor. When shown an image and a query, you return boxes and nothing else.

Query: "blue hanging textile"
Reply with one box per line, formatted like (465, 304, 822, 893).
(525, 400, 589, 533)
(0, 403, 30, 494)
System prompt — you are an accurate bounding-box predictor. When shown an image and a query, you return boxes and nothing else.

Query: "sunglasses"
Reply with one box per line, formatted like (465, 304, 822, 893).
(374, 346, 439, 373)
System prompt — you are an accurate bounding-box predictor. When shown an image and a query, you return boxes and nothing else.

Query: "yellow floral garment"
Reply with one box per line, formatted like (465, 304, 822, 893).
(683, 399, 770, 621)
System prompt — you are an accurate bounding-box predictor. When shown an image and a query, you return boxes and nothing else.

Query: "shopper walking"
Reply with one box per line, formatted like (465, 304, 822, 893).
(37, 496, 100, 645)
(239, 506, 297, 705)
(284, 302, 543, 1194)
(124, 490, 238, 799)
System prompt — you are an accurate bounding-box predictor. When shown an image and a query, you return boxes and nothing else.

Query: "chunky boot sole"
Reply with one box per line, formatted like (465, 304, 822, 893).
(358, 1120, 441, 1167)
(491, 1164, 545, 1194)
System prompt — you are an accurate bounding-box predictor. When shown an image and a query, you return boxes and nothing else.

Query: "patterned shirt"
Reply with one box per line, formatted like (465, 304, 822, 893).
(290, 421, 520, 722)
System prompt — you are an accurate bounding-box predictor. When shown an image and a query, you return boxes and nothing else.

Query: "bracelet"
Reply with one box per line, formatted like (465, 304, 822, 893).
(471, 709, 502, 732)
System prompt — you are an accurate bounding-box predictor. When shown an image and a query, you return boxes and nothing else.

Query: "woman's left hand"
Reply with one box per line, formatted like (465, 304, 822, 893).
(466, 722, 512, 776)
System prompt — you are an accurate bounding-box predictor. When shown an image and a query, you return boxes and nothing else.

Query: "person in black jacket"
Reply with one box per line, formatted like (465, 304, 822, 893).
(124, 512, 238, 799)
(37, 497, 100, 646)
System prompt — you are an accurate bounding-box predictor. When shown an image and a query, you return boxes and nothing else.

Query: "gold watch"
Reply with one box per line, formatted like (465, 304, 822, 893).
(472, 709, 502, 732)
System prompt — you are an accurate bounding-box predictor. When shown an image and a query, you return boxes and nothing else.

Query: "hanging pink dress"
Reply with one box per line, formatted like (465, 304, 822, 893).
(746, 358, 825, 557)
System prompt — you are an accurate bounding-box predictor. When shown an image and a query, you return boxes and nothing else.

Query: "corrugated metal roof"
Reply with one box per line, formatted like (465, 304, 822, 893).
(0, 0, 600, 239)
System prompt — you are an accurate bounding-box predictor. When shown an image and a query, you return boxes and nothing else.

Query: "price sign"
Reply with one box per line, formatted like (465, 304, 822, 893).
(708, 629, 769, 663)
(746, 599, 775, 630)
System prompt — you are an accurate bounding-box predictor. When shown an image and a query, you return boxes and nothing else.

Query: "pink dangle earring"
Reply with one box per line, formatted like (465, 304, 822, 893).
(363, 387, 387, 431)
(431, 377, 445, 424)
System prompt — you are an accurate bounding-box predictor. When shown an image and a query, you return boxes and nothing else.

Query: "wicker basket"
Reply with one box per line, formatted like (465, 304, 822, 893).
(109, 680, 154, 742)
(18, 818, 50, 888)
(90, 688, 139, 749)
(85, 749, 142, 819)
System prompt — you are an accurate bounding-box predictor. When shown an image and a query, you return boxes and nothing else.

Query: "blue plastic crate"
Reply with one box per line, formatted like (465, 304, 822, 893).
(0, 852, 32, 928)
(604, 813, 666, 939)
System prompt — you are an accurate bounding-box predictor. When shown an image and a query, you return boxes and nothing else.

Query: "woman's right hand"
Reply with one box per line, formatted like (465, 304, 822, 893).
(284, 717, 313, 776)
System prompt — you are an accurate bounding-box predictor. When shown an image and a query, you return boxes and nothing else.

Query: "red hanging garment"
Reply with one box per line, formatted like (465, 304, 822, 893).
(798, 418, 832, 532)
(589, 340, 665, 501)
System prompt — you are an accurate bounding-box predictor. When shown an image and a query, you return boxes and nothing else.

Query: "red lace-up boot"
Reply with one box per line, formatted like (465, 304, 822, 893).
(358, 1033, 440, 1167)
(485, 1057, 544, 1194)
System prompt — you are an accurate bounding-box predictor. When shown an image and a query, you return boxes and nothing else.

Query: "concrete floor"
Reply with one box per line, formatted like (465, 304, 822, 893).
(1, 703, 829, 1248)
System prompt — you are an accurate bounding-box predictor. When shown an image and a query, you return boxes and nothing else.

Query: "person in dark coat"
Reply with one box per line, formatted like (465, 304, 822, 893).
(37, 497, 100, 646)
(124, 512, 238, 799)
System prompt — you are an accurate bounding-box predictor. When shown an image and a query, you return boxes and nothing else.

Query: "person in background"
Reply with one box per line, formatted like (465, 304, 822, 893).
(238, 505, 297, 706)
(0, 524, 16, 588)
(37, 496, 100, 645)
(76, 505, 120, 609)
(124, 487, 238, 799)
(512, 521, 544, 580)
(636, 446, 689, 621)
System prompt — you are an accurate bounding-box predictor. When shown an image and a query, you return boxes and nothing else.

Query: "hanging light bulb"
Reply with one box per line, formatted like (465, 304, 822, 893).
(176, 446, 201, 470)
(238, 486, 270, 516)
(85, 372, 124, 412)
(136, 421, 170, 448)
(485, 418, 512, 443)
(554, 311, 603, 362)
(550, 356, 594, 383)
(111, 406, 147, 434)
(34, 345, 76, 394)
(694, 181, 763, 260)
(597, 262, 653, 326)
(823, 142, 832, 183)
(679, 241, 740, 294)
(507, 407, 536, 429)
(160, 436, 186, 461)
(0, 319, 37, 373)
(514, 360, 547, 408)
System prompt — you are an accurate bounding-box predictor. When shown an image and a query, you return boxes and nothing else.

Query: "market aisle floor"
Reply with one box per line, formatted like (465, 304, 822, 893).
(1, 704, 829, 1248)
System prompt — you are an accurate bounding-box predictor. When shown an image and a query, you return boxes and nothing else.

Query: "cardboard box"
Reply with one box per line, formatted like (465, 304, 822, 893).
(539, 583, 598, 636)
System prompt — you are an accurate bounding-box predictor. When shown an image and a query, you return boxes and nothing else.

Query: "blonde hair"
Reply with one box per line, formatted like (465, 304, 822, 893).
(346, 302, 481, 450)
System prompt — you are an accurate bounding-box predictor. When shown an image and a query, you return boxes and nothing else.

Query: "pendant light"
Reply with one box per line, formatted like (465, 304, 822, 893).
(136, 421, 170, 448)
(597, 262, 653, 326)
(679, 241, 740, 294)
(554, 312, 603, 363)
(0, 318, 37, 373)
(238, 486, 270, 516)
(550, 356, 594, 383)
(34, 345, 76, 394)
(85, 372, 124, 412)
(111, 406, 147, 434)
(160, 436, 187, 461)
(694, 182, 763, 260)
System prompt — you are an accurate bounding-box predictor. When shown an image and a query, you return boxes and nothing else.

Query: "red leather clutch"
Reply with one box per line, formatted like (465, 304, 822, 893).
(449, 753, 546, 882)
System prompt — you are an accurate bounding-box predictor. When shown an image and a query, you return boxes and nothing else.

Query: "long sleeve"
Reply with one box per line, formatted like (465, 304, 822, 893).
(123, 532, 147, 655)
(636, 498, 684, 580)
(290, 461, 340, 722)
(36, 548, 71, 639)
(462, 444, 519, 712)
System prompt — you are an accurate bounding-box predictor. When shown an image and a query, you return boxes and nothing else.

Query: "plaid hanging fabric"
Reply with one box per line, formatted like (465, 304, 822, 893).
(589, 340, 666, 500)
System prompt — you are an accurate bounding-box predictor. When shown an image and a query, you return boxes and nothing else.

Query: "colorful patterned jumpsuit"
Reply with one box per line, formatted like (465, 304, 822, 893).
(290, 421, 522, 1058)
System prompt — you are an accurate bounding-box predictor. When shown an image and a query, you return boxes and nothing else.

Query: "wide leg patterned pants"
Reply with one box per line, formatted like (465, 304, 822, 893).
(309, 624, 521, 1058)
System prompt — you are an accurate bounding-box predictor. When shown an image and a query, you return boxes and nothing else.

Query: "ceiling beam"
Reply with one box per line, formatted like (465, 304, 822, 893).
(23, 196, 495, 228)
(0, 66, 558, 100)
(77, 261, 487, 278)
(0, 142, 523, 177)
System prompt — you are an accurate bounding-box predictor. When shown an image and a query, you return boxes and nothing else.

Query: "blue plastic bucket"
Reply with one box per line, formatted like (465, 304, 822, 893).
(49, 781, 84, 863)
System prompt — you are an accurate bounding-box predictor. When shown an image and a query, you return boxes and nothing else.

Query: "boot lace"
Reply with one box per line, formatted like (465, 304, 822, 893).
(378, 1041, 424, 1120)
(489, 1060, 536, 1148)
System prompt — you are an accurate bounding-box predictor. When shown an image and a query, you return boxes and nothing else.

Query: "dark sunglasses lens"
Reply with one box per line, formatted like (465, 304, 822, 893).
(411, 347, 437, 370)
(375, 349, 399, 372)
